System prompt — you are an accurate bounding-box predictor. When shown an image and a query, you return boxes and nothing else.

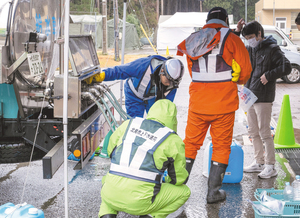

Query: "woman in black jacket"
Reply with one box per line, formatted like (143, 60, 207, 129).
(241, 21, 291, 179)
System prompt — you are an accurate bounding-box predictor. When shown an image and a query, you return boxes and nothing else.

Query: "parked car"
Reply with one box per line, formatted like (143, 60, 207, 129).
(280, 49, 300, 83)
(263, 25, 300, 53)
(231, 24, 300, 52)
(262, 26, 300, 83)
(240, 35, 300, 84)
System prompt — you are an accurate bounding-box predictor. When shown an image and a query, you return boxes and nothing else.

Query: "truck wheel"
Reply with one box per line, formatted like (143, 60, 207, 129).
(0, 143, 45, 163)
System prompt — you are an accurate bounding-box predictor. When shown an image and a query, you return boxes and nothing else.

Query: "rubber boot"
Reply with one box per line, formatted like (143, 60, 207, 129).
(206, 161, 228, 204)
(183, 157, 195, 184)
(100, 214, 117, 218)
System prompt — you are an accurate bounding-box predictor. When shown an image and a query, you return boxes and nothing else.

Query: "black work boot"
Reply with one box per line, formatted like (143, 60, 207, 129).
(206, 161, 228, 204)
(100, 215, 117, 218)
(183, 157, 195, 184)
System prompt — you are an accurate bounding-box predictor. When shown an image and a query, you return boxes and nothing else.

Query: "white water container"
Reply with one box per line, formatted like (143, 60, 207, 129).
(292, 175, 300, 201)
(283, 182, 294, 201)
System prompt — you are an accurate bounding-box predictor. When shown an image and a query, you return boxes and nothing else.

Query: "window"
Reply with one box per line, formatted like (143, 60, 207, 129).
(291, 12, 298, 30)
(275, 17, 287, 33)
(264, 30, 284, 46)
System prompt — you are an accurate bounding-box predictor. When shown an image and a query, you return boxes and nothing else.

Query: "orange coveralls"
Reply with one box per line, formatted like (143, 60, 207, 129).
(177, 23, 252, 164)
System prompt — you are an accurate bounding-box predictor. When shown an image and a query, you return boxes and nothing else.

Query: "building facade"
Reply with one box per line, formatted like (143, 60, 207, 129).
(256, 0, 300, 39)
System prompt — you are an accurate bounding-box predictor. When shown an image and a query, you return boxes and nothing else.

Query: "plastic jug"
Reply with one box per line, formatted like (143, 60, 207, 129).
(206, 141, 244, 183)
(0, 203, 44, 218)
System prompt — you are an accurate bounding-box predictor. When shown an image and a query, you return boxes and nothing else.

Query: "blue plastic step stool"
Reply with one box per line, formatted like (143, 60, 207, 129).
(0, 203, 44, 218)
(207, 141, 244, 183)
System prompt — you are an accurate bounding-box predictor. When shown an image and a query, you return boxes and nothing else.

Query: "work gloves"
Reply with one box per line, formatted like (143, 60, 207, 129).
(231, 59, 241, 82)
(85, 71, 105, 84)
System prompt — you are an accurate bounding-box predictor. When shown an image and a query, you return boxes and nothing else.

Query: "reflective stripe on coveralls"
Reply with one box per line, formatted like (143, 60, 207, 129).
(127, 58, 165, 101)
(176, 23, 252, 115)
(109, 117, 174, 184)
(127, 66, 154, 101)
(99, 100, 190, 217)
(192, 28, 232, 83)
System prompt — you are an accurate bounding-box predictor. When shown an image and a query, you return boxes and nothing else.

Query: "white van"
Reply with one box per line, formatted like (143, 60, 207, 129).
(260, 26, 300, 83)
(263, 25, 300, 53)
(230, 24, 300, 52)
(235, 24, 300, 83)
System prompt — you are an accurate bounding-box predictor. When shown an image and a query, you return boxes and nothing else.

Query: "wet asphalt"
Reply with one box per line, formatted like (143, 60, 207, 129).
(1, 47, 300, 218)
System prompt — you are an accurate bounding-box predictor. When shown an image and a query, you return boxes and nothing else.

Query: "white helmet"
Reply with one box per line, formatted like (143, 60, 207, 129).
(162, 59, 184, 88)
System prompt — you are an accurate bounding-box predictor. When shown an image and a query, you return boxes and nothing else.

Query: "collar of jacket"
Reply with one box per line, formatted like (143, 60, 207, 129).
(149, 65, 167, 100)
(203, 19, 228, 29)
(251, 35, 275, 52)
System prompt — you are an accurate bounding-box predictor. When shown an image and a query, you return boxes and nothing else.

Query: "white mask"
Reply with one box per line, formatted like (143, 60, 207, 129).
(248, 37, 260, 48)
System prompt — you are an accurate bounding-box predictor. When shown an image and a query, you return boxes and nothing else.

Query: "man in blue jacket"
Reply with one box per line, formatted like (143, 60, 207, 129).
(86, 55, 184, 117)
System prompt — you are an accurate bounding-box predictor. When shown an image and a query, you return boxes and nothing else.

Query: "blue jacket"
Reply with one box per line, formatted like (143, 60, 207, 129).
(103, 55, 176, 102)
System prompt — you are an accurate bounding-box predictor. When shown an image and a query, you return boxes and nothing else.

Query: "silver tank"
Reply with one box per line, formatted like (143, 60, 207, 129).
(9, 0, 60, 89)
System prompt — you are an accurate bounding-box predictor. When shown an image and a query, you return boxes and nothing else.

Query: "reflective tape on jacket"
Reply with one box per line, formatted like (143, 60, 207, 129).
(128, 66, 154, 100)
(109, 117, 174, 184)
(192, 28, 233, 83)
(192, 69, 232, 82)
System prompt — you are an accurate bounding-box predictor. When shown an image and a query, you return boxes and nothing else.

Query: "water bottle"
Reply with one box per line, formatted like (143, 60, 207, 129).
(292, 175, 300, 201)
(259, 190, 285, 214)
(283, 182, 294, 201)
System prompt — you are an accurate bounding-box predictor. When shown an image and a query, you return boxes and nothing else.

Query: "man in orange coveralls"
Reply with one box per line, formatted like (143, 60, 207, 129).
(177, 7, 252, 204)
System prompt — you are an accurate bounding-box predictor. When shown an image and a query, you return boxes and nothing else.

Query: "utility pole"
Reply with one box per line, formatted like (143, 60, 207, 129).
(114, 0, 120, 61)
(120, 0, 127, 123)
(273, 0, 275, 26)
(156, 0, 159, 22)
(161, 0, 164, 15)
(200, 0, 203, 12)
(102, 0, 108, 54)
(245, 0, 247, 23)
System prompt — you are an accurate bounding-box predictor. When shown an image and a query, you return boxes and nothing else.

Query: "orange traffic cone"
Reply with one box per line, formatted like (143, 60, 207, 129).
(274, 95, 300, 149)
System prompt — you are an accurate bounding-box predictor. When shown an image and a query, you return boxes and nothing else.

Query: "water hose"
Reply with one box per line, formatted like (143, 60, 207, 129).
(94, 84, 129, 120)
(81, 92, 115, 132)
(98, 83, 131, 119)
(89, 88, 119, 128)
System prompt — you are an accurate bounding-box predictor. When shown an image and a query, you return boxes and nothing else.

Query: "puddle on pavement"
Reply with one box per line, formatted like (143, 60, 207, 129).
(0, 162, 28, 183)
(40, 188, 63, 210)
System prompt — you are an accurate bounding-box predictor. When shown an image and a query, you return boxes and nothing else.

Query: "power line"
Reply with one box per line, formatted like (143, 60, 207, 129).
(128, 0, 135, 14)
(138, 0, 150, 32)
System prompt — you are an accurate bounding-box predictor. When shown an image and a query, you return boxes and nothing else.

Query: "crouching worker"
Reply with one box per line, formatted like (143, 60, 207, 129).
(98, 99, 190, 218)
